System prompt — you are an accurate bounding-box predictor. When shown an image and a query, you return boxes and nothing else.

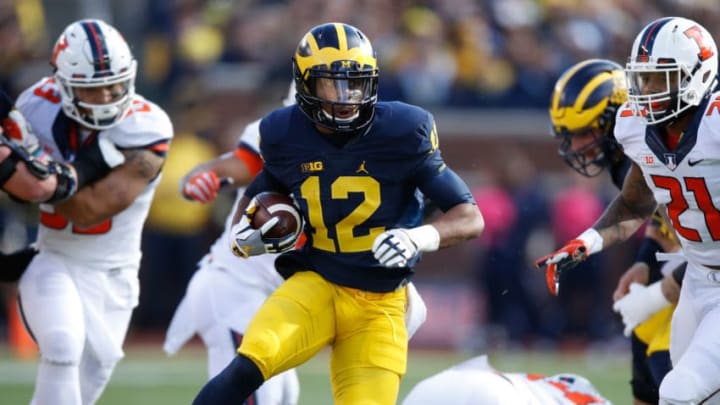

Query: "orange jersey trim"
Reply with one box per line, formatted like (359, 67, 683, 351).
(234, 147, 263, 177)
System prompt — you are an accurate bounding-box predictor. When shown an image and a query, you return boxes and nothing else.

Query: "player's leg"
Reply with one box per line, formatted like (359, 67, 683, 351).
(659, 265, 720, 404)
(194, 271, 335, 404)
(330, 285, 408, 405)
(18, 252, 85, 405)
(78, 267, 136, 404)
(78, 306, 133, 404)
(631, 306, 673, 405)
(630, 335, 659, 405)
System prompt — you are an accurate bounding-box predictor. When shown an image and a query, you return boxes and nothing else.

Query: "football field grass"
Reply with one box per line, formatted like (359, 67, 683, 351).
(0, 343, 630, 404)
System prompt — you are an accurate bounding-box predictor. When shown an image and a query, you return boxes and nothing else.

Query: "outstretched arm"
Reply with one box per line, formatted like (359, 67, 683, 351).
(592, 161, 658, 248)
(181, 148, 262, 203)
(536, 161, 657, 295)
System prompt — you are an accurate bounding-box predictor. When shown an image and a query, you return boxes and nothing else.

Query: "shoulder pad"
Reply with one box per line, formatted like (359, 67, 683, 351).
(106, 96, 173, 149)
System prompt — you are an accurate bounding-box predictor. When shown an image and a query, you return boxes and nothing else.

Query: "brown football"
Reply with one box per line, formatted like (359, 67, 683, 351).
(248, 192, 302, 239)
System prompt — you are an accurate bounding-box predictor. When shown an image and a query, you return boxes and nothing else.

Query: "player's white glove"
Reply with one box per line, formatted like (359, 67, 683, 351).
(372, 225, 440, 268)
(229, 198, 298, 258)
(181, 170, 221, 203)
(612, 282, 671, 337)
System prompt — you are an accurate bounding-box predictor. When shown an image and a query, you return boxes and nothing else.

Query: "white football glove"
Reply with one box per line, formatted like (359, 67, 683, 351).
(372, 229, 418, 268)
(372, 225, 440, 268)
(229, 198, 299, 258)
(612, 281, 671, 337)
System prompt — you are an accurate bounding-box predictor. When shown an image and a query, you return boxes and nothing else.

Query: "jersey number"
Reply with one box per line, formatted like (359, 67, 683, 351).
(299, 176, 383, 253)
(40, 207, 112, 235)
(651, 175, 720, 242)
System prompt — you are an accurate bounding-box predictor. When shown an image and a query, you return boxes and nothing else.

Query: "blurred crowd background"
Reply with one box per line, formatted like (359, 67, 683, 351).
(1, 0, 719, 354)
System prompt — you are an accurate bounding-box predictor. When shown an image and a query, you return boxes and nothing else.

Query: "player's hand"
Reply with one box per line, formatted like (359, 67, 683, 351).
(181, 170, 221, 203)
(534, 239, 589, 296)
(2, 110, 40, 154)
(372, 229, 419, 268)
(612, 262, 650, 301)
(229, 198, 298, 258)
(612, 282, 670, 337)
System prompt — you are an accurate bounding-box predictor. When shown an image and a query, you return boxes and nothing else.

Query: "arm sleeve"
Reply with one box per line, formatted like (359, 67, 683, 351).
(416, 166, 475, 212)
(245, 169, 290, 199)
(634, 237, 664, 283)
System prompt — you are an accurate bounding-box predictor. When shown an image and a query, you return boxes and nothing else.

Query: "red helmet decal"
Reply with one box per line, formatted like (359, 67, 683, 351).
(51, 35, 68, 66)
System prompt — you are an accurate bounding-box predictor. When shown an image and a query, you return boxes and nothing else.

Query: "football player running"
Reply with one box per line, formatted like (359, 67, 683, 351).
(536, 17, 720, 404)
(546, 58, 684, 405)
(192, 22, 484, 405)
(165, 83, 429, 404)
(402, 355, 611, 404)
(14, 19, 173, 405)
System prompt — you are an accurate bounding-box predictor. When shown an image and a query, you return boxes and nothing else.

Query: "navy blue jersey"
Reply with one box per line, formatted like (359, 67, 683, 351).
(252, 101, 472, 292)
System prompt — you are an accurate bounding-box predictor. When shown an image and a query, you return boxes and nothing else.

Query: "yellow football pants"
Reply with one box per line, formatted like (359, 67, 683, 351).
(238, 271, 408, 405)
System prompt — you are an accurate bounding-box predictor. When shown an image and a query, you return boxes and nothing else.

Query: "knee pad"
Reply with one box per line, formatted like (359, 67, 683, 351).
(659, 368, 708, 404)
(39, 329, 83, 365)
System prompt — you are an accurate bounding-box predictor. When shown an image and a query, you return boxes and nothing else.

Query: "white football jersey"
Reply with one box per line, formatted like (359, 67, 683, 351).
(402, 356, 611, 405)
(16, 77, 173, 268)
(206, 118, 283, 290)
(614, 92, 720, 267)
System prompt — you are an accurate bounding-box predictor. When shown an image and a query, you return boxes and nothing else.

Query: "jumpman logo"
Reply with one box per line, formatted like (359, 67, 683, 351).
(356, 161, 369, 174)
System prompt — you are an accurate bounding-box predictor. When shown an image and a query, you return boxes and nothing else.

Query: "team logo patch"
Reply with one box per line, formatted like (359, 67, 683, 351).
(356, 160, 369, 174)
(663, 153, 678, 171)
(301, 161, 323, 172)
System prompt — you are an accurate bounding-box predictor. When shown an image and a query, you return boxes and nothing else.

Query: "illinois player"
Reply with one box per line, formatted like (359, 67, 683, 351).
(0, 95, 126, 284)
(402, 355, 611, 404)
(193, 22, 484, 405)
(15, 19, 173, 405)
(547, 58, 682, 405)
(537, 17, 720, 404)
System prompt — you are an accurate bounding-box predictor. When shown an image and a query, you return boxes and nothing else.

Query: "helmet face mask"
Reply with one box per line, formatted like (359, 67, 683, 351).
(558, 127, 619, 177)
(293, 23, 379, 133)
(549, 59, 627, 177)
(51, 19, 137, 130)
(626, 17, 718, 125)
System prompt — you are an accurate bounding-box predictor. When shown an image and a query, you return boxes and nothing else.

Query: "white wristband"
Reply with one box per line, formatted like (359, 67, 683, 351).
(406, 225, 440, 252)
(577, 228, 603, 255)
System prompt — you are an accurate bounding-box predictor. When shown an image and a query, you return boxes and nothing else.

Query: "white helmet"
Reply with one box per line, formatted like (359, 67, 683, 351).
(51, 19, 137, 130)
(626, 17, 718, 125)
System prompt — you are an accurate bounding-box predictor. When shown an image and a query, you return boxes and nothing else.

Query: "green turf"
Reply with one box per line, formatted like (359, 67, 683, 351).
(0, 344, 629, 404)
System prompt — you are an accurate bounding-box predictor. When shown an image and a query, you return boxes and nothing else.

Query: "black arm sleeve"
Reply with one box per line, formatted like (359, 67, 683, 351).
(634, 237, 663, 283)
(672, 262, 687, 286)
(72, 137, 115, 187)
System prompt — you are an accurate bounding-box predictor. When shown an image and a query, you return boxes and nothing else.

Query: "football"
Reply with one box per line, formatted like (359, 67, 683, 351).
(248, 192, 302, 239)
